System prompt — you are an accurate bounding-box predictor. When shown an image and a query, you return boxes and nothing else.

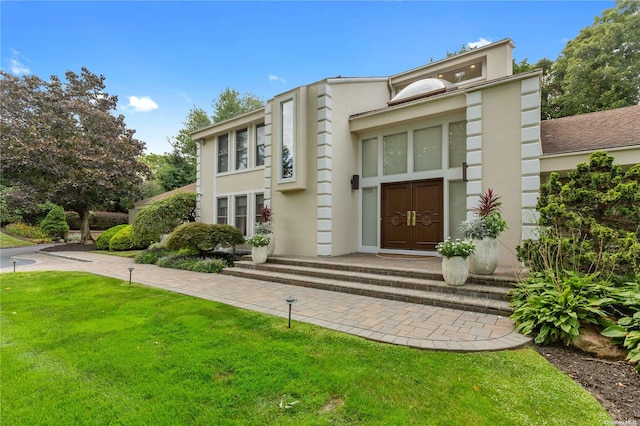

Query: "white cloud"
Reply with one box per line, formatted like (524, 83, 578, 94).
(178, 92, 193, 104)
(9, 49, 30, 75)
(128, 96, 158, 112)
(269, 74, 286, 83)
(467, 38, 492, 49)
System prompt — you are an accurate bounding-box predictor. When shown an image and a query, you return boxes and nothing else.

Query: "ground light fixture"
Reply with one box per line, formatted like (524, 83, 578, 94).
(12, 259, 17, 273)
(285, 296, 297, 328)
(128, 267, 134, 285)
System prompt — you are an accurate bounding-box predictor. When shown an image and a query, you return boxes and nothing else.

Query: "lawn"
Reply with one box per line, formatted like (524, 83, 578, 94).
(0, 231, 34, 248)
(1, 272, 610, 425)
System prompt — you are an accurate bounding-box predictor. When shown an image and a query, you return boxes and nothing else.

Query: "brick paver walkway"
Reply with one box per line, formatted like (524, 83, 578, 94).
(1, 251, 531, 351)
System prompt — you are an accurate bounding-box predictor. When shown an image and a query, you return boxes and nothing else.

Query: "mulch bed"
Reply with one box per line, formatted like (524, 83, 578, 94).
(36, 243, 640, 421)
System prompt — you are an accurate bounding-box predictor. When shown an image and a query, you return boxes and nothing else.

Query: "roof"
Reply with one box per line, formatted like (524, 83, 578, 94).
(540, 105, 640, 155)
(134, 182, 196, 208)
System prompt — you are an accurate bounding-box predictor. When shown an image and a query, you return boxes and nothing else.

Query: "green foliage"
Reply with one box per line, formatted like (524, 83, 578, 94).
(134, 245, 171, 264)
(510, 271, 610, 345)
(460, 189, 507, 239)
(65, 211, 129, 230)
(165, 222, 245, 254)
(246, 233, 270, 247)
(435, 238, 475, 259)
(109, 225, 137, 251)
(154, 153, 195, 192)
(518, 152, 640, 278)
(131, 192, 196, 248)
(211, 87, 263, 123)
(602, 311, 640, 369)
(544, 0, 640, 118)
(39, 204, 69, 240)
(156, 255, 227, 273)
(5, 223, 50, 241)
(96, 224, 129, 250)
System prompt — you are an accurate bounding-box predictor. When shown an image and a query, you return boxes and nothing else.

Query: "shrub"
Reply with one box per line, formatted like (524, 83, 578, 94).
(510, 271, 610, 345)
(40, 205, 69, 240)
(156, 254, 227, 273)
(96, 224, 129, 250)
(460, 189, 507, 239)
(132, 192, 196, 248)
(65, 211, 128, 230)
(5, 223, 50, 240)
(109, 225, 137, 251)
(134, 246, 171, 264)
(518, 152, 640, 279)
(165, 222, 244, 254)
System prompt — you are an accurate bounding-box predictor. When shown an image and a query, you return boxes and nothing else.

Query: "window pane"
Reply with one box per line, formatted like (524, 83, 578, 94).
(236, 129, 248, 170)
(414, 126, 442, 171)
(448, 121, 467, 168)
(235, 196, 247, 235)
(217, 197, 228, 225)
(217, 134, 228, 173)
(383, 132, 407, 175)
(449, 180, 467, 240)
(362, 138, 378, 178)
(281, 99, 294, 179)
(361, 187, 378, 246)
(255, 124, 265, 166)
(255, 193, 264, 224)
(438, 62, 483, 83)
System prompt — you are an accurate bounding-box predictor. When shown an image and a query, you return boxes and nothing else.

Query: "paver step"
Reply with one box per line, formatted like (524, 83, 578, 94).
(263, 256, 516, 288)
(233, 260, 510, 302)
(223, 264, 513, 316)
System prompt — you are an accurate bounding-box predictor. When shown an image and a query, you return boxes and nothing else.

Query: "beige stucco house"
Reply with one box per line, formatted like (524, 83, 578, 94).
(193, 39, 639, 268)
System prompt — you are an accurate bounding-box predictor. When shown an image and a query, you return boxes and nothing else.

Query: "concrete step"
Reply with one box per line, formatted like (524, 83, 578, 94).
(223, 259, 514, 316)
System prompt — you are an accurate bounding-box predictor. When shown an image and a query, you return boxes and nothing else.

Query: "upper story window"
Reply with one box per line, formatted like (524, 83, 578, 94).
(255, 124, 265, 167)
(235, 128, 248, 170)
(437, 61, 483, 84)
(280, 99, 294, 180)
(217, 134, 229, 173)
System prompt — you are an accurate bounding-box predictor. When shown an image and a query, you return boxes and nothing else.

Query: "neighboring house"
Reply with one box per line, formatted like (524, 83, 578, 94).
(128, 182, 196, 223)
(193, 39, 639, 268)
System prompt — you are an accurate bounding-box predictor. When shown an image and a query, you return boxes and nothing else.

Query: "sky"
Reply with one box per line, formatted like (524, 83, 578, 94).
(2, 0, 615, 154)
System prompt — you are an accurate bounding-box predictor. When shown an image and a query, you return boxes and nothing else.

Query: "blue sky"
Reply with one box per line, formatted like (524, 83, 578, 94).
(2, 1, 614, 154)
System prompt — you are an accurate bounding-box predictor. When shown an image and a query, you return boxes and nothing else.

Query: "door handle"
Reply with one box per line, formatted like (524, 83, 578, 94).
(412, 211, 416, 226)
(407, 211, 411, 225)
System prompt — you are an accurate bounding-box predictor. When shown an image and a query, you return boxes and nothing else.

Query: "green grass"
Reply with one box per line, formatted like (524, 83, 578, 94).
(92, 249, 143, 258)
(1, 272, 610, 425)
(0, 232, 34, 248)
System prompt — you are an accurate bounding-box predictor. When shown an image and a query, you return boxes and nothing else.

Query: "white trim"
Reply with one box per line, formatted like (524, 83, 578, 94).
(317, 84, 333, 256)
(520, 77, 541, 241)
(195, 140, 202, 221)
(465, 91, 483, 219)
(277, 95, 297, 184)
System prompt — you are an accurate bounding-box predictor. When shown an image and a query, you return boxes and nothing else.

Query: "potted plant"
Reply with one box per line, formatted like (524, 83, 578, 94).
(459, 189, 507, 275)
(255, 206, 275, 256)
(435, 238, 475, 285)
(246, 234, 271, 264)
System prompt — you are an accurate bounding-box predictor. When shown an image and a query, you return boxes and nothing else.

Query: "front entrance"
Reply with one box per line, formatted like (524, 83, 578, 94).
(381, 179, 443, 250)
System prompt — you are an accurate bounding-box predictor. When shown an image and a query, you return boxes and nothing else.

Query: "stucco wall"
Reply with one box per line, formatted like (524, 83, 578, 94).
(198, 138, 216, 223)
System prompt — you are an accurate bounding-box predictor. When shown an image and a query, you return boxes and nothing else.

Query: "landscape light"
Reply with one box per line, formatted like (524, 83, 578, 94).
(285, 296, 297, 328)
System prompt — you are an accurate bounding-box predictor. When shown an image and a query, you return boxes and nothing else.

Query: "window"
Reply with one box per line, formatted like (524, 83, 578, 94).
(235, 128, 248, 170)
(414, 126, 442, 172)
(437, 61, 483, 84)
(255, 124, 265, 166)
(217, 134, 229, 173)
(362, 138, 378, 178)
(448, 121, 467, 168)
(217, 197, 228, 224)
(255, 193, 264, 224)
(361, 187, 378, 246)
(235, 196, 248, 235)
(383, 132, 408, 175)
(280, 99, 294, 180)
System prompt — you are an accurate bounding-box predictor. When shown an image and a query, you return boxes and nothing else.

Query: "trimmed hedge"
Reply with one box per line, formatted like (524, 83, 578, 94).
(40, 205, 69, 240)
(109, 225, 137, 251)
(96, 224, 129, 250)
(65, 211, 129, 231)
(132, 192, 196, 248)
(5, 223, 50, 240)
(165, 222, 245, 254)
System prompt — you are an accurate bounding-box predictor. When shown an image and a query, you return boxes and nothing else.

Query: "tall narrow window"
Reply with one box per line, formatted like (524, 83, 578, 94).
(362, 138, 378, 178)
(280, 99, 294, 180)
(414, 126, 442, 171)
(448, 121, 467, 168)
(383, 132, 408, 175)
(235, 128, 248, 170)
(255, 193, 264, 224)
(217, 134, 229, 173)
(217, 197, 228, 224)
(255, 124, 265, 166)
(235, 196, 248, 235)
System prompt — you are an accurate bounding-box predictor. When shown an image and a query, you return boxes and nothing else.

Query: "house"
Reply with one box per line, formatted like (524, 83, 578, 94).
(193, 39, 639, 268)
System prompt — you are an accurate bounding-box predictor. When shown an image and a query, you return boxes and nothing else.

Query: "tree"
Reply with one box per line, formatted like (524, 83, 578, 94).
(0, 68, 149, 243)
(40, 204, 69, 240)
(546, 0, 640, 118)
(171, 106, 211, 163)
(211, 87, 263, 123)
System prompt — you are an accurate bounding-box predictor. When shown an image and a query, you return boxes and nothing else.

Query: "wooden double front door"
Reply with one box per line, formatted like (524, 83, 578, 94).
(381, 179, 443, 250)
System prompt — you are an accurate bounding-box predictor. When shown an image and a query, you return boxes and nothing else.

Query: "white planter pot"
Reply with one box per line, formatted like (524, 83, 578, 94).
(266, 233, 275, 256)
(469, 237, 499, 275)
(441, 256, 469, 286)
(251, 246, 268, 264)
